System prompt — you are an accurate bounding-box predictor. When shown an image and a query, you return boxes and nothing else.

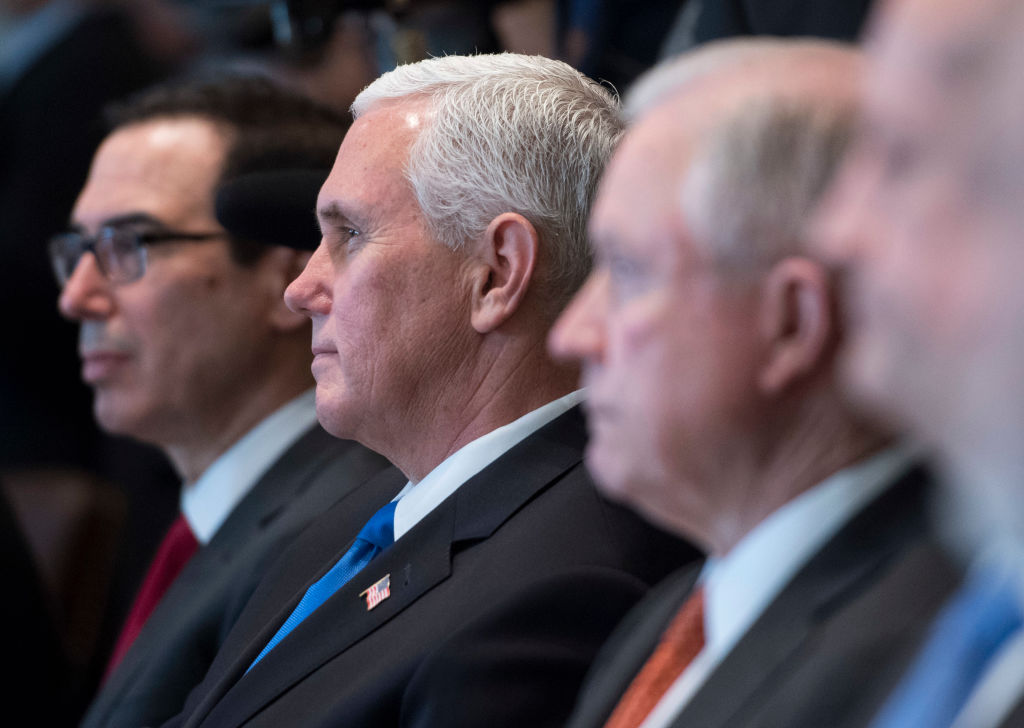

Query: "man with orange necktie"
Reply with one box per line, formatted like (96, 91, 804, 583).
(549, 38, 962, 728)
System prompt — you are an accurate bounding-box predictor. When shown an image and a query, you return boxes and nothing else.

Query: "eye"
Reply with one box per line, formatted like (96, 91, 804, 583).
(327, 226, 362, 250)
(880, 137, 922, 182)
(606, 253, 649, 301)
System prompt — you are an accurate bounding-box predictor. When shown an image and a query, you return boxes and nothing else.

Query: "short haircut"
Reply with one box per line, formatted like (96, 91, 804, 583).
(623, 38, 858, 270)
(351, 53, 624, 311)
(683, 96, 855, 269)
(624, 38, 796, 121)
(106, 73, 348, 264)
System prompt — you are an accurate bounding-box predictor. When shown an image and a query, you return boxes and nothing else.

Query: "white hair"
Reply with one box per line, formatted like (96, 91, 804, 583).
(623, 38, 859, 268)
(624, 38, 813, 121)
(682, 95, 855, 268)
(352, 53, 623, 308)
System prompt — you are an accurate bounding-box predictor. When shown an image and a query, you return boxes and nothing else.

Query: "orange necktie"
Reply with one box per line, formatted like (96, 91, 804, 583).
(603, 586, 706, 728)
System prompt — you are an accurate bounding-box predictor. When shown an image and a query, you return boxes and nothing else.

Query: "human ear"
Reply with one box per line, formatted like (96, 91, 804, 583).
(469, 212, 539, 334)
(756, 257, 835, 394)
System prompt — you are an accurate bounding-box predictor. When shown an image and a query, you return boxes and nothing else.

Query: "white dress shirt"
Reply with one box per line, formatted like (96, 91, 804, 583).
(181, 390, 319, 544)
(391, 390, 585, 541)
(639, 447, 918, 728)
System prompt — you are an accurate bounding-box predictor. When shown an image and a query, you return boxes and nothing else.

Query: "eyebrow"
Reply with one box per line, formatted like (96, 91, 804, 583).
(316, 202, 354, 235)
(68, 212, 171, 235)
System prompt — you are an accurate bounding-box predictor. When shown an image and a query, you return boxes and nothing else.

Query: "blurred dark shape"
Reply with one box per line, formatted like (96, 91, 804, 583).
(0, 2, 170, 469)
(0, 1, 187, 718)
(490, 0, 556, 57)
(216, 169, 330, 251)
(2, 467, 126, 720)
(692, 0, 874, 45)
(558, 0, 688, 92)
(0, 478, 74, 725)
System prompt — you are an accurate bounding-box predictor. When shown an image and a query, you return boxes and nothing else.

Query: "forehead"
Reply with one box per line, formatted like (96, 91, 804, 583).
(317, 100, 433, 221)
(867, 0, 1003, 111)
(74, 117, 227, 228)
(590, 103, 694, 253)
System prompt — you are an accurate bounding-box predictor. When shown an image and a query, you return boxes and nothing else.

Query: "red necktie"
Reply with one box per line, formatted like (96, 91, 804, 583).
(603, 586, 706, 728)
(104, 514, 199, 679)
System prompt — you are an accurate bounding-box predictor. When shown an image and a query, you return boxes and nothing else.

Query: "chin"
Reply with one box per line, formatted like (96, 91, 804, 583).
(585, 442, 639, 502)
(92, 396, 152, 443)
(313, 396, 361, 441)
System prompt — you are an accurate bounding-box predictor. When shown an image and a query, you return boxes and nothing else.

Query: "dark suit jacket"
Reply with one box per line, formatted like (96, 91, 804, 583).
(567, 464, 964, 728)
(80, 426, 391, 728)
(998, 694, 1024, 728)
(165, 406, 700, 728)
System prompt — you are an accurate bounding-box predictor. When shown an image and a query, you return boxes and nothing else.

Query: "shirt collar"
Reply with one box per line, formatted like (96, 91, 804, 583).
(702, 446, 918, 657)
(181, 390, 319, 544)
(391, 390, 586, 541)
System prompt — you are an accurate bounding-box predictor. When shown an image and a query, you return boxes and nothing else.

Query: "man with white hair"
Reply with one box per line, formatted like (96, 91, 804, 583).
(813, 0, 1024, 725)
(549, 38, 961, 728)
(162, 53, 696, 728)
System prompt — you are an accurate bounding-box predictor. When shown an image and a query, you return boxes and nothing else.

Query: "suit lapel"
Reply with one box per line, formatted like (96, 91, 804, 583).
(92, 426, 346, 721)
(670, 466, 932, 728)
(197, 406, 588, 728)
(202, 426, 347, 560)
(180, 463, 406, 728)
(568, 568, 701, 728)
(997, 692, 1024, 728)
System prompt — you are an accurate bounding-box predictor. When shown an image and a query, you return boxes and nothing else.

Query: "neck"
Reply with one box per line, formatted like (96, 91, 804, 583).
(386, 338, 579, 483)
(164, 374, 312, 485)
(701, 394, 890, 557)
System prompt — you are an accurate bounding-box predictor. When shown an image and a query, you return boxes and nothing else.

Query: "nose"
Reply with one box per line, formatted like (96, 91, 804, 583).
(58, 253, 115, 321)
(548, 270, 609, 364)
(284, 241, 332, 317)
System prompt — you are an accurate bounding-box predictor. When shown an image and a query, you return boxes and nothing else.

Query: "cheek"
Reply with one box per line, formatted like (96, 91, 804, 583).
(610, 301, 682, 440)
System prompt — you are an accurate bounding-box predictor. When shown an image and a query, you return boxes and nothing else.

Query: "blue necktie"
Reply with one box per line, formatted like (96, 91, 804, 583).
(870, 563, 1023, 728)
(247, 501, 397, 671)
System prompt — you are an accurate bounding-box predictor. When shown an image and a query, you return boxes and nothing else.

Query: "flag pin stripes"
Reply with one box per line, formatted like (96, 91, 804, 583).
(360, 574, 391, 611)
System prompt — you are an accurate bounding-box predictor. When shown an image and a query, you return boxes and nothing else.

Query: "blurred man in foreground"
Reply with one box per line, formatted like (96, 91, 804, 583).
(58, 75, 391, 728)
(813, 0, 1024, 724)
(550, 38, 961, 728)
(164, 53, 697, 728)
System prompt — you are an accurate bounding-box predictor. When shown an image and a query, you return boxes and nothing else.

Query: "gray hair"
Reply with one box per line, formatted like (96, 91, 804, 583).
(352, 53, 624, 308)
(682, 95, 855, 269)
(624, 38, 797, 121)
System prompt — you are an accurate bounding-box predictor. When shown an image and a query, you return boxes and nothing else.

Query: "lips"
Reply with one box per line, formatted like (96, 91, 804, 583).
(80, 350, 132, 383)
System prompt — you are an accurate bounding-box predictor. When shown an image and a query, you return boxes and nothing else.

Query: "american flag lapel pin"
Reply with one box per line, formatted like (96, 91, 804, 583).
(359, 573, 391, 611)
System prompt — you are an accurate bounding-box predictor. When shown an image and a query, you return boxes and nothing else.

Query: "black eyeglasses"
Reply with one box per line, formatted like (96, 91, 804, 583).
(48, 226, 225, 286)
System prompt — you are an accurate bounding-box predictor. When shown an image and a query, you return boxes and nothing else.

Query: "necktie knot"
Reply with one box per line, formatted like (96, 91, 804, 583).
(247, 500, 398, 671)
(356, 500, 397, 552)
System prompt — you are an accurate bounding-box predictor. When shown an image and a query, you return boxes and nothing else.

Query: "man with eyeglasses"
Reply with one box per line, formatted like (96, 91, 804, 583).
(58, 75, 392, 728)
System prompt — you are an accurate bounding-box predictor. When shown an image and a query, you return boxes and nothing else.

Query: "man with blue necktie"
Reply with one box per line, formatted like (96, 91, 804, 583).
(813, 0, 1024, 724)
(162, 53, 698, 728)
